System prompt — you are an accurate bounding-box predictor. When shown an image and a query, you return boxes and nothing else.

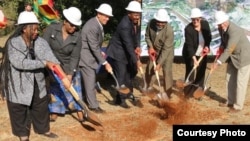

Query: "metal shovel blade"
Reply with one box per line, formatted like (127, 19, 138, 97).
(111, 85, 130, 94)
(110, 72, 130, 94)
(175, 79, 193, 89)
(68, 86, 102, 126)
(77, 100, 102, 126)
(192, 87, 205, 99)
(138, 66, 147, 94)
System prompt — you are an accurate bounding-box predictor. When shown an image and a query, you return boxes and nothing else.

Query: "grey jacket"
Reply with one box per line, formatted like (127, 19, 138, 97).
(7, 36, 59, 105)
(79, 17, 105, 69)
(43, 22, 81, 75)
(218, 22, 250, 69)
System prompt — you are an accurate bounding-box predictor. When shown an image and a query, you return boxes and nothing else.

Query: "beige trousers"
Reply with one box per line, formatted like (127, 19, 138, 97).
(226, 62, 250, 110)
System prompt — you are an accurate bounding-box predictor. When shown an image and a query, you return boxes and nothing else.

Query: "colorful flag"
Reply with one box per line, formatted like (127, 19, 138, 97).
(33, 0, 60, 24)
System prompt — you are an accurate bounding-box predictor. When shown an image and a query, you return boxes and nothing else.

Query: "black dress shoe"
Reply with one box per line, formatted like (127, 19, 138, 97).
(41, 132, 58, 138)
(89, 107, 106, 113)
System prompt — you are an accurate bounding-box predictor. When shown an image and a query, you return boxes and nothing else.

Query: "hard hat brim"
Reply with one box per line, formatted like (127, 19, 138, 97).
(95, 9, 113, 17)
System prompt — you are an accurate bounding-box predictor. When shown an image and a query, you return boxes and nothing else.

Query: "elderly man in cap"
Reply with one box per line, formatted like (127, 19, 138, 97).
(79, 3, 113, 113)
(213, 11, 250, 112)
(106, 1, 142, 108)
(144, 8, 174, 103)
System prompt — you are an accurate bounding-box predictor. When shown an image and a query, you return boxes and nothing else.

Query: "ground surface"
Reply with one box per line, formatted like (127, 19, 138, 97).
(1, 35, 250, 141)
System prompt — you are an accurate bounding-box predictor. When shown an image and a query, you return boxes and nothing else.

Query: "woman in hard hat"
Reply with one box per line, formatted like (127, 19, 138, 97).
(79, 3, 113, 113)
(213, 11, 250, 112)
(182, 8, 211, 93)
(145, 8, 174, 102)
(106, 1, 142, 108)
(43, 7, 85, 121)
(0, 11, 59, 141)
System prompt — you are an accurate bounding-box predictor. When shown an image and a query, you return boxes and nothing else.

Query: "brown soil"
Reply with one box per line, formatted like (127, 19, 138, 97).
(1, 35, 250, 141)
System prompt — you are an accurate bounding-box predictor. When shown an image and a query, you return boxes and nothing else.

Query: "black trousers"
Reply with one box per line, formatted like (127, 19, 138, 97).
(7, 80, 50, 137)
(110, 58, 137, 103)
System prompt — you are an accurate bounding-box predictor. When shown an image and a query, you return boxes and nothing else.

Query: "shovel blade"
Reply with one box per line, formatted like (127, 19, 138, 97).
(175, 79, 185, 88)
(193, 87, 205, 99)
(85, 110, 102, 126)
(77, 100, 102, 126)
(183, 84, 199, 98)
(111, 85, 130, 94)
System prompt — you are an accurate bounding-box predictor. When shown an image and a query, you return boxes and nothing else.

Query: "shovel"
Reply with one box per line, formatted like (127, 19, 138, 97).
(51, 65, 102, 126)
(152, 59, 169, 103)
(192, 67, 213, 99)
(136, 55, 148, 94)
(175, 51, 208, 89)
(193, 48, 222, 99)
(109, 71, 130, 94)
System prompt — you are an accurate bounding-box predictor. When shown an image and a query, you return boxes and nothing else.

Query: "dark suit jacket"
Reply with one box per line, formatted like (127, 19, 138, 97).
(106, 15, 138, 65)
(79, 17, 106, 69)
(43, 22, 81, 75)
(182, 19, 212, 59)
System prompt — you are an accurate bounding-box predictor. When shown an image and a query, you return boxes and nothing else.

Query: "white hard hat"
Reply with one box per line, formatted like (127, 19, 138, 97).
(17, 11, 39, 25)
(96, 3, 113, 17)
(215, 10, 229, 25)
(63, 7, 82, 26)
(125, 1, 142, 13)
(154, 9, 170, 22)
(190, 8, 202, 18)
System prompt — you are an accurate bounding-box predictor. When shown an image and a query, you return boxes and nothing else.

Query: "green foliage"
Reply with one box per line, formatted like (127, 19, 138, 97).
(0, 0, 20, 21)
(1, 0, 132, 41)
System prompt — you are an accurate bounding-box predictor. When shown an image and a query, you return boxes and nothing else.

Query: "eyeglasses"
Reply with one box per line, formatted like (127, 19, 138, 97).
(191, 18, 200, 22)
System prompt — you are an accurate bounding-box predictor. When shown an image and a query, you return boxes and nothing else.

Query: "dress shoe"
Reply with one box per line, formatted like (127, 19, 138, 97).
(41, 132, 58, 138)
(227, 108, 241, 113)
(89, 107, 106, 114)
(219, 103, 233, 107)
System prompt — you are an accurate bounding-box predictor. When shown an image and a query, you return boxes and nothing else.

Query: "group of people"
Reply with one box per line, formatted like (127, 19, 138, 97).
(0, 1, 142, 140)
(182, 8, 250, 114)
(0, 0, 250, 140)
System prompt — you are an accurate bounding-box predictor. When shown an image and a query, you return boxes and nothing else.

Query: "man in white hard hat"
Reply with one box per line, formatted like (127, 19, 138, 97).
(144, 9, 174, 104)
(106, 1, 142, 108)
(0, 11, 60, 140)
(43, 7, 85, 122)
(79, 3, 113, 113)
(213, 11, 250, 113)
(182, 8, 211, 98)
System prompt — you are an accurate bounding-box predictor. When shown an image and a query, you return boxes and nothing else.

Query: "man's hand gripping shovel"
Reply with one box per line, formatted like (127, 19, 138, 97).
(51, 65, 102, 126)
(151, 53, 169, 107)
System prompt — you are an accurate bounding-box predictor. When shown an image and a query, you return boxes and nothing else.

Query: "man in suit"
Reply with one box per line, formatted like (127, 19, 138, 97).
(144, 9, 174, 101)
(79, 3, 113, 113)
(106, 1, 142, 108)
(213, 11, 250, 112)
